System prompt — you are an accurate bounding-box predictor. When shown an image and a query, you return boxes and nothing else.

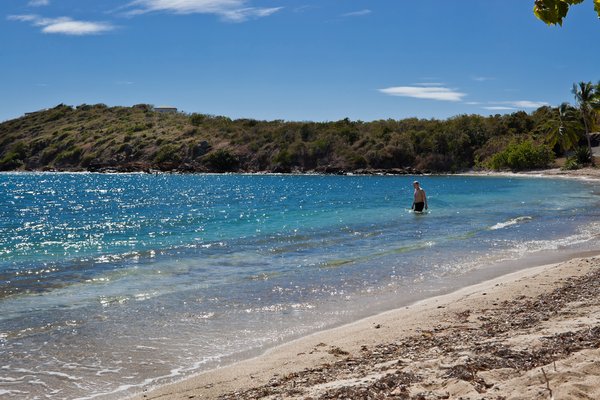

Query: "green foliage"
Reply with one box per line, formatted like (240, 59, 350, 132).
(539, 103, 582, 154)
(40, 145, 60, 164)
(81, 153, 97, 167)
(572, 81, 600, 164)
(154, 144, 182, 163)
(309, 137, 332, 158)
(203, 149, 239, 172)
(562, 156, 581, 170)
(129, 124, 146, 133)
(44, 104, 73, 122)
(273, 149, 293, 167)
(132, 104, 152, 112)
(347, 152, 367, 169)
(574, 146, 592, 164)
(533, 0, 599, 25)
(189, 113, 206, 126)
(486, 140, 555, 171)
(0, 142, 28, 170)
(0, 97, 593, 173)
(562, 146, 592, 170)
(54, 146, 83, 166)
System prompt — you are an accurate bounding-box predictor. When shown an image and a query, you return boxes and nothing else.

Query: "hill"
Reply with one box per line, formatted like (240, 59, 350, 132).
(0, 103, 558, 174)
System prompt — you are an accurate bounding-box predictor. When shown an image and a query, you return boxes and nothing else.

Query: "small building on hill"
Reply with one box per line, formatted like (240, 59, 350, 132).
(154, 106, 178, 114)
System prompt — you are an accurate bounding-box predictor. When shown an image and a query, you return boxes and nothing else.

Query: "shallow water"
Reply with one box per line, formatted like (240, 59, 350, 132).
(1, 173, 599, 399)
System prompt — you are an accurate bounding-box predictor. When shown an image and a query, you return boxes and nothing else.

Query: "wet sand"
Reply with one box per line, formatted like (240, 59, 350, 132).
(132, 168, 600, 400)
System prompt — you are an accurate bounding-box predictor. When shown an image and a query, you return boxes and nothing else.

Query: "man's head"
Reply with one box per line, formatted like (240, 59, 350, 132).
(413, 181, 420, 188)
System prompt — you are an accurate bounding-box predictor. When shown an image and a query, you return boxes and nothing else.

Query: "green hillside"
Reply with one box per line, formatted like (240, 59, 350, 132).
(0, 103, 573, 173)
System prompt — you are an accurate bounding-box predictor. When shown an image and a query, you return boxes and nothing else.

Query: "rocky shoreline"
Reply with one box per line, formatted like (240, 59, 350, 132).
(27, 162, 428, 176)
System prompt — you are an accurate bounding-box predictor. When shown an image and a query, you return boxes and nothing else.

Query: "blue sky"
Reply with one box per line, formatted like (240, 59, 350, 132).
(1, 0, 598, 122)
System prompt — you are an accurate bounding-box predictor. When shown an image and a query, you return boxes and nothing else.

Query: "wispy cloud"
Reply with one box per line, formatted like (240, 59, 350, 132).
(504, 100, 549, 108)
(411, 82, 445, 87)
(483, 106, 515, 111)
(8, 14, 116, 35)
(481, 100, 549, 111)
(379, 85, 466, 102)
(472, 76, 494, 82)
(28, 0, 50, 6)
(341, 9, 371, 17)
(122, 0, 282, 22)
(294, 5, 319, 13)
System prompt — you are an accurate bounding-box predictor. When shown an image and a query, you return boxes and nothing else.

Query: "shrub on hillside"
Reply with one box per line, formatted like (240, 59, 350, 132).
(54, 146, 83, 166)
(486, 140, 554, 171)
(190, 113, 207, 126)
(44, 104, 73, 122)
(40, 145, 60, 164)
(203, 149, 239, 172)
(273, 149, 293, 168)
(154, 144, 182, 163)
(0, 142, 28, 170)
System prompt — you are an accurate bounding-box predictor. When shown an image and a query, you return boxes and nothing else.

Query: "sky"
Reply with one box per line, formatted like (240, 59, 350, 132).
(1, 0, 599, 122)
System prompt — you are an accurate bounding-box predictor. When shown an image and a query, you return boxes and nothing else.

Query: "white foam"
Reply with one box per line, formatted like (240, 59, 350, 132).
(490, 216, 532, 230)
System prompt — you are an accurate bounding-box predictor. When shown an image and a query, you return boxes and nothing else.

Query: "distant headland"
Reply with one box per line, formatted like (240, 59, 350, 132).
(1, 103, 597, 174)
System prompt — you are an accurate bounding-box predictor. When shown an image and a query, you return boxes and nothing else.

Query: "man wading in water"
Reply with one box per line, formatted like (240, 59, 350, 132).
(411, 181, 428, 212)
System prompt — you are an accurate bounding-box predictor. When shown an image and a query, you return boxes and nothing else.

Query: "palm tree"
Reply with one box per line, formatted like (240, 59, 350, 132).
(572, 81, 599, 165)
(543, 103, 582, 154)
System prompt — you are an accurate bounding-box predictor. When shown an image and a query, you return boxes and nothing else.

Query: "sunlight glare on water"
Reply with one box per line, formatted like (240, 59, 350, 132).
(0, 173, 599, 399)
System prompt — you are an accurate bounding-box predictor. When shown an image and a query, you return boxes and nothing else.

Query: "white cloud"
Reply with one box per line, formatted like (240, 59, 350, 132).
(465, 101, 482, 105)
(8, 14, 37, 22)
(472, 76, 494, 82)
(379, 85, 466, 102)
(28, 0, 49, 6)
(8, 14, 115, 35)
(483, 106, 515, 111)
(481, 100, 549, 111)
(123, 0, 282, 22)
(342, 9, 371, 17)
(411, 82, 445, 87)
(505, 100, 549, 108)
(294, 5, 318, 13)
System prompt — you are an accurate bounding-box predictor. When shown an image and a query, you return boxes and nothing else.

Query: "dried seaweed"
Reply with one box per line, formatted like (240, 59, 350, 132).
(217, 263, 600, 400)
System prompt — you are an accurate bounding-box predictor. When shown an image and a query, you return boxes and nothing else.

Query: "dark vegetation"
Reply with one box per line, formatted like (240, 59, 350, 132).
(0, 91, 597, 174)
(533, 0, 600, 26)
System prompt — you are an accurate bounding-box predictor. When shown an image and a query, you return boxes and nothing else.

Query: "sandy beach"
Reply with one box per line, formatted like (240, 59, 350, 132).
(131, 168, 600, 400)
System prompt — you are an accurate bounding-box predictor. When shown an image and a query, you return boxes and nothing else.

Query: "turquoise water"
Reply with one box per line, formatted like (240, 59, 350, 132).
(1, 173, 599, 399)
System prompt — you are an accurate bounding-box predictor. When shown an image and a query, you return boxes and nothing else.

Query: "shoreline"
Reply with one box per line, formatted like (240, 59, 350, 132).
(124, 167, 600, 400)
(132, 253, 600, 400)
(460, 166, 600, 181)
(2, 166, 599, 180)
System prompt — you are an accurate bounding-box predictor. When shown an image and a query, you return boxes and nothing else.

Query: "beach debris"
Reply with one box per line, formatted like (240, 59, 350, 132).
(216, 263, 600, 400)
(541, 367, 554, 400)
(327, 347, 350, 357)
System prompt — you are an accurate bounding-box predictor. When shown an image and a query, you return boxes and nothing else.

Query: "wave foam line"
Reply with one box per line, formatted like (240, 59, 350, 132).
(490, 216, 532, 230)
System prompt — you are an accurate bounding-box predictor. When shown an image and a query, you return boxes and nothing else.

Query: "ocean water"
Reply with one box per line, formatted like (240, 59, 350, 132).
(1, 172, 599, 399)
